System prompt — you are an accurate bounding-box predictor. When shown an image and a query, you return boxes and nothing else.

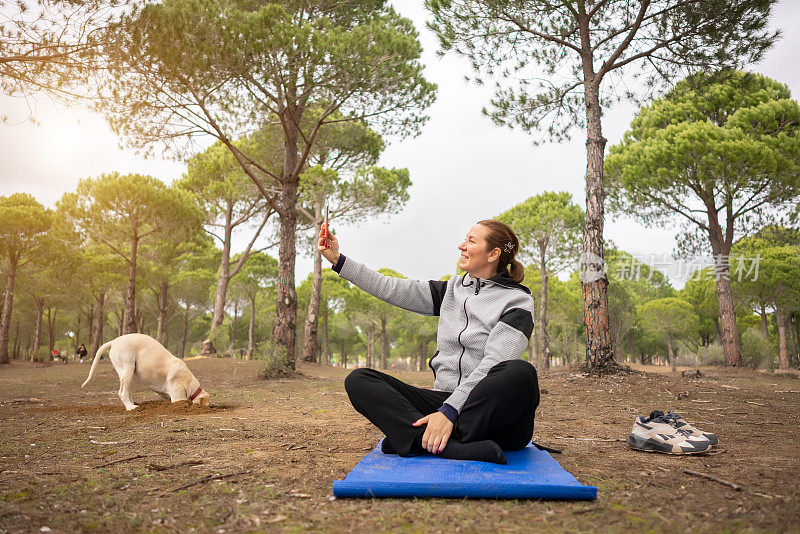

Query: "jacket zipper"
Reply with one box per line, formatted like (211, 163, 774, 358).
(456, 276, 480, 386)
(456, 298, 469, 385)
(428, 350, 439, 378)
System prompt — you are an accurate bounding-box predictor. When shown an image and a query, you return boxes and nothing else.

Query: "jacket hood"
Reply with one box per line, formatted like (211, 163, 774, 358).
(464, 269, 532, 295)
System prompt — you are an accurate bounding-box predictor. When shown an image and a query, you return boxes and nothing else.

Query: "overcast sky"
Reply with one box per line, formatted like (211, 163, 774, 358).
(2, 1, 798, 288)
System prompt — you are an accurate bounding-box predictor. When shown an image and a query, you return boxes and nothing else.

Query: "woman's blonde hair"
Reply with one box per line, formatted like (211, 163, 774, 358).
(477, 219, 525, 283)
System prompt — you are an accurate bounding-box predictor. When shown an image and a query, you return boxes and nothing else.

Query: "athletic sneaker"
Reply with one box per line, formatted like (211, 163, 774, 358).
(655, 410, 719, 446)
(628, 412, 712, 454)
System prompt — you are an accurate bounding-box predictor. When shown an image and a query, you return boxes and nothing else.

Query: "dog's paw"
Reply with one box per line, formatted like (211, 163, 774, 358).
(124, 404, 139, 411)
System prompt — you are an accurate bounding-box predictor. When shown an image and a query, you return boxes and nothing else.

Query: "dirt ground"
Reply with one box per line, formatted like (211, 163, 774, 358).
(1, 358, 798, 533)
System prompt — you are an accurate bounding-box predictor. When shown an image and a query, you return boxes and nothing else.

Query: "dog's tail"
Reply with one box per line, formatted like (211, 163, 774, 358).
(81, 340, 113, 388)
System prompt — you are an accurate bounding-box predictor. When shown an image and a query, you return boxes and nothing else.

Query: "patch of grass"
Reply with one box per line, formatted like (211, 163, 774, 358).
(775, 372, 798, 379)
(2, 490, 30, 502)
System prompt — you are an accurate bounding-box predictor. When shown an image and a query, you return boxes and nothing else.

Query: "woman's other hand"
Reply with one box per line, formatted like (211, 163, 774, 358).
(413, 411, 453, 454)
(317, 223, 340, 265)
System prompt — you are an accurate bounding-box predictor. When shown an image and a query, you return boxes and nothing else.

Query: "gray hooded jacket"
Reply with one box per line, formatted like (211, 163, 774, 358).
(333, 254, 534, 416)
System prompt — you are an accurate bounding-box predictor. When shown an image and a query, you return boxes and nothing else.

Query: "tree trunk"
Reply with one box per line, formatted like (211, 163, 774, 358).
(419, 336, 427, 372)
(702, 204, 742, 366)
(538, 242, 550, 369)
(123, 234, 139, 334)
(322, 302, 330, 364)
(666, 332, 676, 373)
(247, 296, 255, 359)
(114, 304, 123, 336)
(86, 304, 95, 348)
(13, 319, 20, 360)
(46, 307, 58, 353)
(380, 316, 388, 370)
(0, 254, 18, 364)
(714, 261, 742, 366)
(212, 202, 235, 333)
(580, 79, 615, 371)
(760, 301, 770, 339)
(73, 310, 82, 355)
(786, 312, 798, 367)
(136, 304, 145, 335)
(271, 95, 302, 371)
(229, 300, 239, 354)
(366, 329, 374, 368)
(302, 203, 323, 363)
(712, 317, 721, 344)
(180, 304, 190, 359)
(156, 280, 170, 343)
(274, 186, 299, 370)
(627, 333, 635, 364)
(776, 305, 789, 370)
(91, 293, 107, 359)
(30, 297, 43, 362)
(341, 341, 347, 369)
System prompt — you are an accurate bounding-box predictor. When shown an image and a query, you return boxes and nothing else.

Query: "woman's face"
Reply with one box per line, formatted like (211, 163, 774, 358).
(458, 224, 500, 276)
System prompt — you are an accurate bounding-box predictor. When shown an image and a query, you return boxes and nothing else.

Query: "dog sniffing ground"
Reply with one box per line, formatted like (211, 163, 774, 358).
(1, 358, 798, 532)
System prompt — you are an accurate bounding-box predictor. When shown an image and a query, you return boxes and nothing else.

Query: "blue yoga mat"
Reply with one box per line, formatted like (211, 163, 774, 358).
(333, 440, 597, 499)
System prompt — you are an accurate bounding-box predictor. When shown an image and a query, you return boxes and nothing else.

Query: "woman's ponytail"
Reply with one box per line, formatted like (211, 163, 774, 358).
(508, 258, 525, 283)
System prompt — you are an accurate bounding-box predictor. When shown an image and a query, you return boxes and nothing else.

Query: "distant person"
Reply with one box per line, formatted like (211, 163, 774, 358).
(77, 343, 88, 363)
(318, 219, 538, 464)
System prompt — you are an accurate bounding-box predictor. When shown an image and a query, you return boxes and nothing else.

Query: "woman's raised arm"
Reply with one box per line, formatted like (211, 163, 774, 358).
(317, 225, 446, 316)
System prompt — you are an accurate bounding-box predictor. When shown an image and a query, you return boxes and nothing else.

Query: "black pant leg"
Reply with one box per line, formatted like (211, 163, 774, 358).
(454, 359, 540, 451)
(344, 368, 449, 456)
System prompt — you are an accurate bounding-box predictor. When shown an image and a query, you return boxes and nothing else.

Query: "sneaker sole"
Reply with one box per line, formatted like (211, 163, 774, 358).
(627, 435, 710, 455)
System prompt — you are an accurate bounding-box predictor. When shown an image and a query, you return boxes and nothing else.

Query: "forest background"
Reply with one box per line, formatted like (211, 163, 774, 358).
(1, 0, 799, 375)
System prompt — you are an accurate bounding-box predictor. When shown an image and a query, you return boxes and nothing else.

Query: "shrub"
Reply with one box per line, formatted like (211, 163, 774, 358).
(696, 343, 725, 366)
(30, 347, 52, 362)
(255, 340, 295, 379)
(676, 350, 700, 367)
(740, 327, 774, 369)
(205, 327, 230, 357)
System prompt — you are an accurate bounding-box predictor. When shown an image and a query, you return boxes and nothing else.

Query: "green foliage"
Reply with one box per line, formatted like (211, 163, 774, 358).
(0, 0, 114, 107)
(696, 343, 726, 366)
(496, 191, 583, 275)
(100, 0, 436, 159)
(229, 253, 278, 302)
(605, 71, 800, 257)
(0, 193, 54, 262)
(679, 268, 719, 345)
(60, 173, 203, 257)
(257, 342, 294, 379)
(740, 327, 773, 369)
(732, 232, 800, 312)
(638, 298, 699, 355)
(426, 1, 779, 143)
(206, 325, 230, 355)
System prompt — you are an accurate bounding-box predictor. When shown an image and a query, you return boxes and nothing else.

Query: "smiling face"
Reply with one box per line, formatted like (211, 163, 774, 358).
(458, 224, 501, 279)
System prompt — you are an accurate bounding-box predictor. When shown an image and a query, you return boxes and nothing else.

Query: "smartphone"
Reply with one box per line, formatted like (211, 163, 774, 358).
(322, 205, 329, 248)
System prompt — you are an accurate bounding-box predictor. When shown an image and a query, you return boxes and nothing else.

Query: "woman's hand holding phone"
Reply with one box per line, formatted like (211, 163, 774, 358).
(318, 223, 340, 265)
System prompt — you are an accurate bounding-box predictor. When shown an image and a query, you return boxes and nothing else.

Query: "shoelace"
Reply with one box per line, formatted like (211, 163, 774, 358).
(650, 414, 693, 438)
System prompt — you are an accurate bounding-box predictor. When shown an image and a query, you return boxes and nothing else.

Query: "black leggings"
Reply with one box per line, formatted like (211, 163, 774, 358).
(344, 359, 540, 456)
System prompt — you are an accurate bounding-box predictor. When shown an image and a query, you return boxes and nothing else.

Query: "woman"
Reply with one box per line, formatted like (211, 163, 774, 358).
(318, 219, 539, 464)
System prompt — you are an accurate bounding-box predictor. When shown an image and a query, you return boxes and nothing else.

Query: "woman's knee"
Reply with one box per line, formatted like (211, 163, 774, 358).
(494, 359, 538, 386)
(344, 368, 372, 395)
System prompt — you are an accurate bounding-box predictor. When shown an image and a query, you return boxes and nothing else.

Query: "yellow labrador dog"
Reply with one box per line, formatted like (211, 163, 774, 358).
(82, 333, 210, 411)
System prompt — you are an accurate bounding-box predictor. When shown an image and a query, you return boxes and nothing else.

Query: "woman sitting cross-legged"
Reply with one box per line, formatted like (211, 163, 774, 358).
(318, 219, 539, 464)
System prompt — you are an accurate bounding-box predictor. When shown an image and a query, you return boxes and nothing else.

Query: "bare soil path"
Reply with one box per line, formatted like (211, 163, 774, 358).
(1, 359, 798, 532)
